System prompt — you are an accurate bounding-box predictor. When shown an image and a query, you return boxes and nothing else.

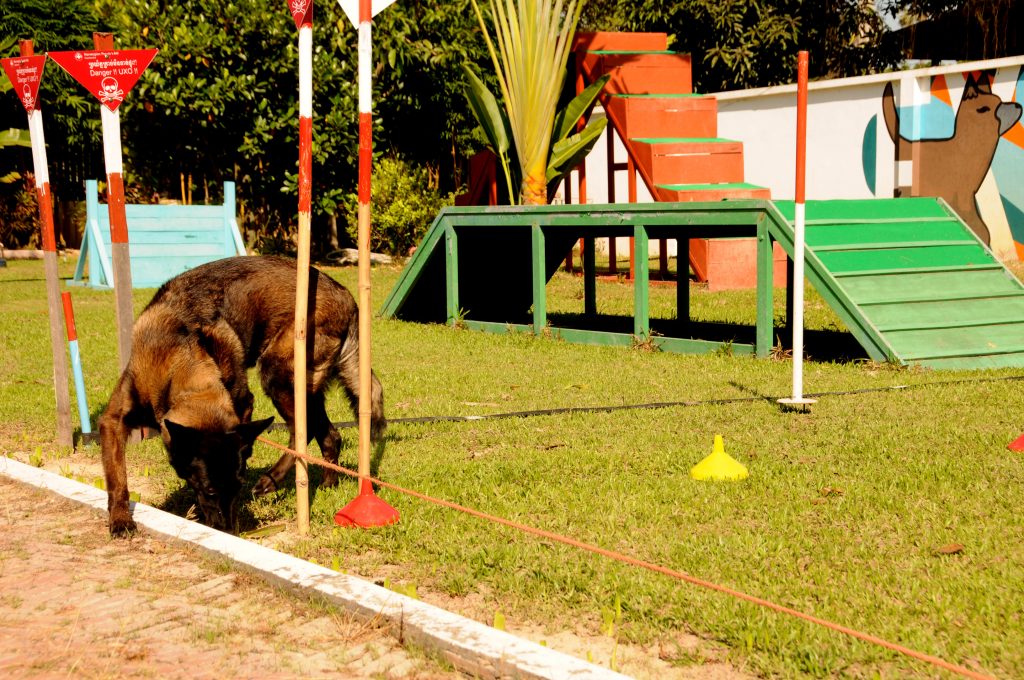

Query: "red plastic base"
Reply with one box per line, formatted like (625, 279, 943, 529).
(1009, 433, 1024, 452)
(334, 480, 400, 528)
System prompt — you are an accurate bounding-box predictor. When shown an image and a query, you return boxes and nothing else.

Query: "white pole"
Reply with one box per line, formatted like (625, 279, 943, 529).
(780, 51, 815, 410)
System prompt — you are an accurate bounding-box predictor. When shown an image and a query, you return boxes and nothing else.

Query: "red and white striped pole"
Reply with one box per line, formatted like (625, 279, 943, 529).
(334, 0, 399, 527)
(2, 41, 73, 445)
(780, 51, 815, 410)
(94, 32, 134, 372)
(290, 0, 314, 535)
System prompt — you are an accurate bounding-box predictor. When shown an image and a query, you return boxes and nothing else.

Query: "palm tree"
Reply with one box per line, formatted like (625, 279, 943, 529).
(469, 0, 593, 205)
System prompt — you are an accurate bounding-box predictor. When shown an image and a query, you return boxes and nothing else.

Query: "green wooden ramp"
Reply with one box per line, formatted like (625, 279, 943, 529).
(381, 198, 1024, 370)
(767, 197, 1024, 369)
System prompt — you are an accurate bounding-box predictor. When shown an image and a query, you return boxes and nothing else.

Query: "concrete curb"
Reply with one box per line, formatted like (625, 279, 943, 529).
(0, 457, 628, 680)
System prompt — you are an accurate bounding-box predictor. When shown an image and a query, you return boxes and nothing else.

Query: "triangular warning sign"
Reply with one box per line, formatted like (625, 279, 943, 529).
(1, 55, 47, 114)
(288, 0, 313, 28)
(48, 49, 158, 112)
(336, 0, 399, 27)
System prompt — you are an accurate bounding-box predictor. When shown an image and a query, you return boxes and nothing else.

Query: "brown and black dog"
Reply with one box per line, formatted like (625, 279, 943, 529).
(100, 256, 385, 535)
(882, 75, 1023, 246)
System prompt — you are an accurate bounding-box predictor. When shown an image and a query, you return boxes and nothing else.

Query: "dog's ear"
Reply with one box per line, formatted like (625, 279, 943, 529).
(163, 419, 202, 472)
(234, 417, 274, 447)
(963, 74, 980, 101)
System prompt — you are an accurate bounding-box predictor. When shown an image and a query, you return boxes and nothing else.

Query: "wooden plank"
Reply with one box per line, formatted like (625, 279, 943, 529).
(445, 224, 459, 326)
(838, 270, 1022, 304)
(887, 323, 1024, 360)
(124, 204, 224, 218)
(805, 220, 972, 248)
(818, 244, 991, 274)
(916, 353, 1024, 370)
(633, 224, 649, 339)
(97, 233, 228, 246)
(531, 224, 546, 335)
(774, 198, 948, 221)
(583, 237, 596, 316)
(756, 219, 774, 358)
(123, 243, 227, 257)
(868, 296, 1024, 331)
(813, 239, 974, 252)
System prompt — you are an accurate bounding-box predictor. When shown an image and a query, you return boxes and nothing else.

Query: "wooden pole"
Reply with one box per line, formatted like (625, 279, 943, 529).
(356, 0, 374, 497)
(16, 40, 73, 446)
(293, 5, 314, 535)
(93, 32, 134, 373)
(332, 0, 398, 528)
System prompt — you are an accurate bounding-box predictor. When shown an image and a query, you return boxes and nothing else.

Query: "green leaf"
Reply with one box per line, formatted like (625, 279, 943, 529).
(545, 117, 607, 183)
(550, 74, 610, 146)
(0, 128, 32, 148)
(460, 64, 510, 157)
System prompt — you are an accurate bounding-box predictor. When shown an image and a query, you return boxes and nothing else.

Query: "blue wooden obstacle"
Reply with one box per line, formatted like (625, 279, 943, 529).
(71, 180, 247, 289)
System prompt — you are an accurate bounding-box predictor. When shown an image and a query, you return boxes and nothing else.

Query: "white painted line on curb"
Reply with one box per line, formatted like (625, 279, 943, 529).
(0, 457, 629, 680)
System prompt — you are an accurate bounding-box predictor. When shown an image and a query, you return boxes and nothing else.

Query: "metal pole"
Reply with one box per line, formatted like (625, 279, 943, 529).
(779, 51, 815, 411)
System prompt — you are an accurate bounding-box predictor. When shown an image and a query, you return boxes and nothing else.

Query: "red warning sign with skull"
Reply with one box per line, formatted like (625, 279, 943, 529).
(48, 49, 157, 112)
(0, 55, 47, 114)
(289, 0, 313, 28)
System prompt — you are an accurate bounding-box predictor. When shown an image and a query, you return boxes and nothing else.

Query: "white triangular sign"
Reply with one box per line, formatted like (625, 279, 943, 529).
(337, 0, 398, 27)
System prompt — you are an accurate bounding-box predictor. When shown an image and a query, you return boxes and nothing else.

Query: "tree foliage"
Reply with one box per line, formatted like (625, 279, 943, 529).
(582, 0, 901, 92)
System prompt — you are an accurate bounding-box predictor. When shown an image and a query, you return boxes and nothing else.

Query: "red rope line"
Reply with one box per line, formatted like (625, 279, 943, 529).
(255, 435, 994, 680)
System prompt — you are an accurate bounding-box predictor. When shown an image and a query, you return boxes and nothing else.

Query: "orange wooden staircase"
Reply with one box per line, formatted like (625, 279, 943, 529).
(573, 32, 784, 289)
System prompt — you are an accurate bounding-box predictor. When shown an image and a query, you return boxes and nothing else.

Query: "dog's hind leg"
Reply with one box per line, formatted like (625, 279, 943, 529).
(310, 392, 343, 488)
(336, 321, 387, 442)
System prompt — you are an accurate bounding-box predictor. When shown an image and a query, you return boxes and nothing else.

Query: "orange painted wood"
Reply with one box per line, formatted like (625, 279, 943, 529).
(605, 96, 717, 140)
(580, 58, 692, 96)
(690, 238, 788, 291)
(656, 184, 771, 202)
(631, 140, 744, 184)
(573, 31, 668, 52)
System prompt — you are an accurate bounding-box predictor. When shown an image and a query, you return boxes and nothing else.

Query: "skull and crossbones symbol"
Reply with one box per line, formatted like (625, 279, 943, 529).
(98, 76, 124, 103)
(290, 0, 310, 16)
(21, 84, 35, 112)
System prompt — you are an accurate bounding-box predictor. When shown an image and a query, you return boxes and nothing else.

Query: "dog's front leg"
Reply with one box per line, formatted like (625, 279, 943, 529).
(99, 380, 137, 536)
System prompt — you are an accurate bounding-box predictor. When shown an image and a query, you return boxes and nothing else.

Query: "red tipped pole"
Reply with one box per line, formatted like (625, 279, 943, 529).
(286, 0, 315, 535)
(1, 41, 73, 445)
(779, 51, 816, 411)
(61, 292, 92, 435)
(92, 33, 134, 373)
(334, 0, 399, 528)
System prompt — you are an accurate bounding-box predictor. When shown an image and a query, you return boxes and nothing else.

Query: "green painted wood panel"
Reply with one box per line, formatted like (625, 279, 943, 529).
(838, 269, 1020, 304)
(885, 323, 1024, 360)
(867, 297, 1024, 331)
(805, 219, 971, 248)
(817, 244, 991, 274)
(775, 198, 948, 221)
(917, 352, 1024, 370)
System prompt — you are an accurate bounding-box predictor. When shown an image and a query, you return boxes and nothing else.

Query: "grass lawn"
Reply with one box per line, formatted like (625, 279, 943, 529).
(2, 255, 1023, 678)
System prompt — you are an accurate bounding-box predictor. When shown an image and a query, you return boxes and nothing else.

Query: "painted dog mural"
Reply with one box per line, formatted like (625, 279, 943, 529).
(882, 73, 1022, 246)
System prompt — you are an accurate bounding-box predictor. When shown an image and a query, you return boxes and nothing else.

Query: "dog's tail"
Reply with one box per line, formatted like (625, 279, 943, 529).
(338, 312, 387, 442)
(881, 82, 912, 158)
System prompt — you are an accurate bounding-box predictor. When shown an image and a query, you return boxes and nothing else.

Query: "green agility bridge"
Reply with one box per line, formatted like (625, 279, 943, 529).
(381, 197, 1024, 370)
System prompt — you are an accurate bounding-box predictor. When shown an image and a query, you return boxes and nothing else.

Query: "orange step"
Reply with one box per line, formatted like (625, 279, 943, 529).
(573, 31, 668, 52)
(580, 51, 692, 95)
(631, 138, 745, 185)
(655, 182, 771, 203)
(605, 94, 717, 139)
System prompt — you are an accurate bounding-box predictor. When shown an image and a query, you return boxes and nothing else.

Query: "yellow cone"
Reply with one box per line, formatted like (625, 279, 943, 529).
(690, 435, 748, 481)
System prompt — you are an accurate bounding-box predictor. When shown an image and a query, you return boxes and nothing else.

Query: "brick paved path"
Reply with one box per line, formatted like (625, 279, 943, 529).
(0, 478, 457, 679)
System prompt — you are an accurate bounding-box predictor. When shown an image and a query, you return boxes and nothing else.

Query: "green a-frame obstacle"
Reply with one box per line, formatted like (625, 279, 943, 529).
(382, 197, 1024, 370)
